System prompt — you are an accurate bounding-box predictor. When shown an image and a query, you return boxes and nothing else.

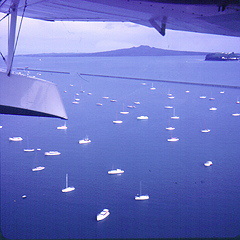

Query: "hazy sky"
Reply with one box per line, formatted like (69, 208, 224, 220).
(1, 13, 240, 54)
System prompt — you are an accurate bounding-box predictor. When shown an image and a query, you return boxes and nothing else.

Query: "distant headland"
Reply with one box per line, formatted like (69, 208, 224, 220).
(17, 45, 207, 57)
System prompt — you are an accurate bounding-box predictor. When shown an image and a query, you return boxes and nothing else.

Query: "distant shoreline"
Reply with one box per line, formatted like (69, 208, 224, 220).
(16, 45, 207, 57)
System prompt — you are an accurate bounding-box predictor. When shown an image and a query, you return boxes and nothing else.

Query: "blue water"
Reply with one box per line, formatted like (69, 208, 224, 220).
(1, 56, 240, 239)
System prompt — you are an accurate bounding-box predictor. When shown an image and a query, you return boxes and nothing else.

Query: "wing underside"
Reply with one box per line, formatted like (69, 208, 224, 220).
(1, 0, 240, 37)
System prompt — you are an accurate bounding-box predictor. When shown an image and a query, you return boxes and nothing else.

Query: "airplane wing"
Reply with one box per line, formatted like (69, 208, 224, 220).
(1, 0, 240, 37)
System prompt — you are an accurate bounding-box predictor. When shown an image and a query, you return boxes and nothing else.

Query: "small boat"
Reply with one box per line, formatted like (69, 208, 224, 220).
(108, 169, 124, 174)
(135, 181, 149, 201)
(236, 98, 240, 104)
(32, 166, 45, 171)
(127, 105, 136, 109)
(22, 195, 27, 199)
(45, 151, 61, 156)
(75, 98, 80, 101)
(134, 101, 140, 105)
(168, 96, 175, 99)
(0, 126, 2, 129)
(72, 101, 79, 104)
(171, 109, 180, 119)
(199, 96, 206, 99)
(36, 148, 41, 151)
(113, 120, 123, 124)
(70, 84, 74, 87)
(110, 99, 117, 102)
(57, 122, 67, 130)
(150, 83, 156, 90)
(209, 97, 215, 100)
(62, 174, 75, 192)
(97, 209, 110, 221)
(87, 93, 92, 95)
(166, 126, 175, 131)
(167, 137, 179, 142)
(232, 113, 240, 116)
(209, 107, 217, 111)
(79, 137, 91, 144)
(102, 96, 109, 99)
(201, 129, 211, 133)
(9, 137, 23, 141)
(220, 91, 224, 94)
(75, 93, 79, 96)
(204, 161, 213, 167)
(120, 104, 129, 114)
(185, 90, 190, 93)
(96, 103, 103, 106)
(137, 116, 148, 120)
(141, 82, 146, 85)
(164, 106, 173, 109)
(24, 149, 35, 152)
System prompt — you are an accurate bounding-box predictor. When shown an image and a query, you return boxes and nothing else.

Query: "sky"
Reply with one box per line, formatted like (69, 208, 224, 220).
(1, 13, 240, 55)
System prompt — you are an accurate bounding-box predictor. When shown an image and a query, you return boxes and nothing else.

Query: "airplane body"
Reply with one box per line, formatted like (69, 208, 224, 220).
(0, 0, 240, 119)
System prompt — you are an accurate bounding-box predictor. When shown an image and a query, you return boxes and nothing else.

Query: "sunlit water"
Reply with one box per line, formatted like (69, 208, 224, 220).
(1, 55, 240, 239)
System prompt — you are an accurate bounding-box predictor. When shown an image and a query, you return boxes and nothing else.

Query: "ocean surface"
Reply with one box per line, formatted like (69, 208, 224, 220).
(1, 55, 240, 239)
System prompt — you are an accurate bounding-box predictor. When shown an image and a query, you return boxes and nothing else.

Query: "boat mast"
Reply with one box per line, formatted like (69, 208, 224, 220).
(66, 174, 68, 188)
(140, 181, 142, 196)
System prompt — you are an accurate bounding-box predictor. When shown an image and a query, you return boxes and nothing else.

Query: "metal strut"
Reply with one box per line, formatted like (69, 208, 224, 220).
(7, 0, 20, 76)
(149, 16, 167, 36)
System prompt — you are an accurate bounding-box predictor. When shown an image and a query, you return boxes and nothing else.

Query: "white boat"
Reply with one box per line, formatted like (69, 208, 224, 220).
(113, 120, 123, 124)
(0, 126, 2, 129)
(45, 151, 61, 156)
(102, 96, 109, 99)
(74, 98, 80, 101)
(199, 96, 206, 99)
(120, 104, 129, 114)
(134, 101, 140, 105)
(32, 166, 45, 171)
(79, 137, 91, 144)
(127, 105, 136, 109)
(220, 91, 225, 94)
(9, 137, 23, 141)
(150, 83, 156, 90)
(72, 101, 79, 104)
(232, 113, 240, 116)
(164, 106, 173, 109)
(166, 126, 175, 131)
(137, 116, 148, 120)
(141, 82, 146, 85)
(209, 97, 215, 100)
(135, 181, 149, 201)
(209, 107, 217, 111)
(36, 148, 41, 151)
(167, 137, 179, 142)
(171, 109, 180, 119)
(201, 129, 211, 133)
(22, 195, 27, 199)
(87, 92, 92, 95)
(97, 209, 110, 221)
(57, 122, 67, 130)
(185, 90, 190, 93)
(24, 149, 35, 152)
(62, 174, 75, 192)
(204, 161, 213, 167)
(168, 96, 175, 99)
(96, 103, 103, 106)
(110, 99, 117, 102)
(108, 169, 124, 174)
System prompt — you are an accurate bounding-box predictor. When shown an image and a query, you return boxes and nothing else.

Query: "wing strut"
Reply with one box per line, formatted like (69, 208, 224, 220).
(7, 0, 20, 76)
(149, 17, 167, 36)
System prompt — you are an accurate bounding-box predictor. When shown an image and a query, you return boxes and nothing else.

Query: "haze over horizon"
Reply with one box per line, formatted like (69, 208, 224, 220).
(1, 14, 240, 55)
